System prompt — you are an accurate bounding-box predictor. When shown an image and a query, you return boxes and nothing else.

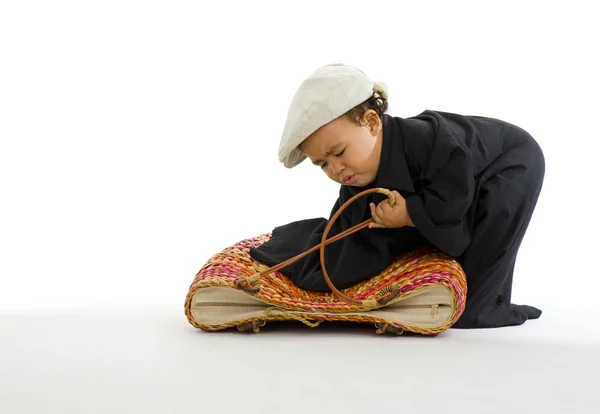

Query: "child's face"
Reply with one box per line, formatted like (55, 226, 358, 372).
(299, 110, 383, 187)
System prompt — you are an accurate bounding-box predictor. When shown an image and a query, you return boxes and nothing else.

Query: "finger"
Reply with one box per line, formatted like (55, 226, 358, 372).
(368, 211, 384, 228)
(376, 203, 387, 222)
(375, 204, 386, 223)
(389, 190, 398, 206)
(370, 203, 385, 227)
(369, 203, 376, 227)
(370, 202, 380, 219)
(368, 202, 376, 228)
(371, 211, 388, 228)
(381, 195, 396, 210)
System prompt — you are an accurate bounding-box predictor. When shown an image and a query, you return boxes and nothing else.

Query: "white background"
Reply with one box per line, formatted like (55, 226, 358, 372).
(1, 0, 599, 312)
(2, 2, 600, 414)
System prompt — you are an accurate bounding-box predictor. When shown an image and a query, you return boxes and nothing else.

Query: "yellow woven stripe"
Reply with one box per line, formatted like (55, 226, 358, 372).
(184, 234, 467, 334)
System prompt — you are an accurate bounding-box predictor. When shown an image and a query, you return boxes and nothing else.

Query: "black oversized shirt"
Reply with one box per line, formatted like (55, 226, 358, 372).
(250, 110, 543, 328)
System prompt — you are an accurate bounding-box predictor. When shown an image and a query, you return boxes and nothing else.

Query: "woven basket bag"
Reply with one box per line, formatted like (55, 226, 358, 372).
(185, 188, 467, 335)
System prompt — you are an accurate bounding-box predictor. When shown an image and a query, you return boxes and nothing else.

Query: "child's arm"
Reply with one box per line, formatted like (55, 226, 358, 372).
(404, 146, 474, 258)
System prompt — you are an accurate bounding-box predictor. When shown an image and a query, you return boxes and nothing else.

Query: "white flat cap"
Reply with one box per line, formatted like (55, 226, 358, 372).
(278, 63, 388, 168)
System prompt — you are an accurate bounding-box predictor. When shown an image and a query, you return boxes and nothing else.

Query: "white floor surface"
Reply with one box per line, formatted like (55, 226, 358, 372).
(1, 304, 599, 414)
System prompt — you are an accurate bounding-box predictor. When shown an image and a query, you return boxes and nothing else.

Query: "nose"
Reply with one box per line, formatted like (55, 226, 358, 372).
(329, 160, 345, 176)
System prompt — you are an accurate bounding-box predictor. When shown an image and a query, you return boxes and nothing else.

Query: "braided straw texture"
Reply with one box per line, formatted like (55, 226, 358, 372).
(184, 234, 467, 335)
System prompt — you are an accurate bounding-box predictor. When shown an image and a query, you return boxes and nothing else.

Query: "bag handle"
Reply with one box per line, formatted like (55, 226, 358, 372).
(234, 187, 401, 307)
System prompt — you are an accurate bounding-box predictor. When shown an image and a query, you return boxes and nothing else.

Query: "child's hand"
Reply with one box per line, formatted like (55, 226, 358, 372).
(368, 190, 415, 229)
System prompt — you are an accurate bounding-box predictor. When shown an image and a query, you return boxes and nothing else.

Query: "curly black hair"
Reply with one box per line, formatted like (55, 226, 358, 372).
(343, 91, 388, 125)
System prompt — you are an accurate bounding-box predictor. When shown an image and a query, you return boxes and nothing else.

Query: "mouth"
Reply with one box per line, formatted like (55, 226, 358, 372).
(342, 175, 356, 185)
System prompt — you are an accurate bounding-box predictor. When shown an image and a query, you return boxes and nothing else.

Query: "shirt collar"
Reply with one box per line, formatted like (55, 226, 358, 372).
(373, 114, 415, 193)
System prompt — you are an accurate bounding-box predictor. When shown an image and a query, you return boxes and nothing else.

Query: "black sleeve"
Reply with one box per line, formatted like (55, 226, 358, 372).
(249, 187, 424, 291)
(406, 144, 474, 257)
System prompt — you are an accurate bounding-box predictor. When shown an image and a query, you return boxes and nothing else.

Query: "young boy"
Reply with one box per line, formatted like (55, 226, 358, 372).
(249, 64, 545, 329)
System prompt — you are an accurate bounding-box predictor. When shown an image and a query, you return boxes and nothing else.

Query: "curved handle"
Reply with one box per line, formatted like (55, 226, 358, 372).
(318, 187, 395, 305)
(235, 187, 396, 306)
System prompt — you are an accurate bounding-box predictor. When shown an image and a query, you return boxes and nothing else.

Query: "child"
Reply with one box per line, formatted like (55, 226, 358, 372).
(249, 64, 545, 329)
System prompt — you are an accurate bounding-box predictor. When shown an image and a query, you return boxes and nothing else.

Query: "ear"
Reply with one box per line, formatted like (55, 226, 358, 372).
(361, 109, 382, 137)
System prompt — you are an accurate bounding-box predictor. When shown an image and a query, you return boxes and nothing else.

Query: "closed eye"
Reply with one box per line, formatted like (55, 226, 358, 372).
(319, 148, 345, 169)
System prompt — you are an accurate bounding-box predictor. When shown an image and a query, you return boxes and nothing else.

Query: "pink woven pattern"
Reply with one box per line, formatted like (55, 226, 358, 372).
(188, 234, 467, 321)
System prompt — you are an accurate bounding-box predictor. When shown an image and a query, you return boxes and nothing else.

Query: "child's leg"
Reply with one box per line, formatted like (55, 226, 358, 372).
(453, 138, 545, 329)
(498, 261, 515, 305)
